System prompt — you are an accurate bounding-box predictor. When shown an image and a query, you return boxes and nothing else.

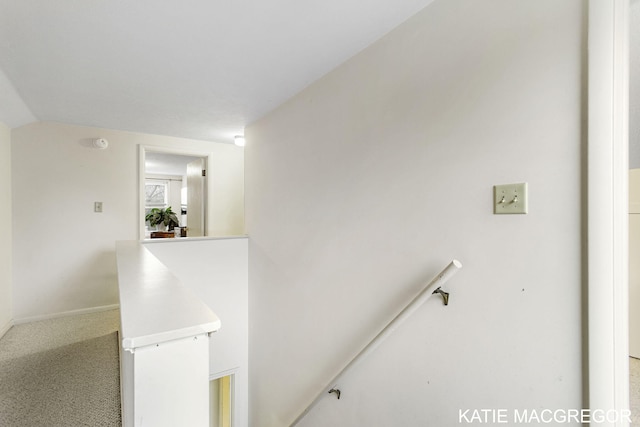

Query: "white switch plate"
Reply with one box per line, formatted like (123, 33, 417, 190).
(94, 201, 103, 213)
(494, 183, 528, 214)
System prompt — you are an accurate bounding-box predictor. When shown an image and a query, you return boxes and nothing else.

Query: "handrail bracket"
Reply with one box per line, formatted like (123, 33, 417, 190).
(432, 287, 450, 306)
(328, 388, 341, 400)
(289, 259, 462, 426)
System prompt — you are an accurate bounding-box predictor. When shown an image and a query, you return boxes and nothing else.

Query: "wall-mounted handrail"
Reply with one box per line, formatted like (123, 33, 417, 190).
(289, 259, 462, 426)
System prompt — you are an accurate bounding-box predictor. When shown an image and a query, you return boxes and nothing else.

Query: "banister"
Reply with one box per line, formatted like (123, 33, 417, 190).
(116, 240, 221, 351)
(116, 240, 222, 426)
(289, 259, 462, 426)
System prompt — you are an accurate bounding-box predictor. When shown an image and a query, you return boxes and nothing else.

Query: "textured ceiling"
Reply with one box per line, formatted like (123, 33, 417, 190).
(0, 0, 435, 143)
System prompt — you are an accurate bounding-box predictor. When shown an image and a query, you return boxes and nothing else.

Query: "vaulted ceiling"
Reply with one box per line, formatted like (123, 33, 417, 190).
(0, 0, 435, 143)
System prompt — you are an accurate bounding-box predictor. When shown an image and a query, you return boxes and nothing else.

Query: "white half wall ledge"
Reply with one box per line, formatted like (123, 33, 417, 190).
(143, 237, 248, 427)
(142, 235, 249, 244)
(116, 240, 221, 351)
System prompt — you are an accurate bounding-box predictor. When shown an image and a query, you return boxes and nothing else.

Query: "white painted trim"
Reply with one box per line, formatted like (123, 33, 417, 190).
(210, 368, 239, 427)
(139, 144, 146, 240)
(588, 1, 630, 425)
(0, 318, 14, 339)
(209, 367, 240, 381)
(142, 235, 248, 244)
(13, 304, 120, 325)
(122, 332, 211, 426)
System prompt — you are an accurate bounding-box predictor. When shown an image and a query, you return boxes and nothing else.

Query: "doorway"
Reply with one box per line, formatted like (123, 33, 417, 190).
(139, 146, 213, 240)
(210, 374, 234, 427)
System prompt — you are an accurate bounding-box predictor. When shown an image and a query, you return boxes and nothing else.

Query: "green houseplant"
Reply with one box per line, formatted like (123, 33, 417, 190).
(145, 206, 180, 231)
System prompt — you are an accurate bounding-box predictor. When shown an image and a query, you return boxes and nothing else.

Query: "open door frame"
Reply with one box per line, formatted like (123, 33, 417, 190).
(138, 145, 215, 240)
(588, 0, 630, 424)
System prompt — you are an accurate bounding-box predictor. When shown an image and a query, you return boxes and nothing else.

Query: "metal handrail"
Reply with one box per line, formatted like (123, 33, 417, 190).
(289, 259, 463, 426)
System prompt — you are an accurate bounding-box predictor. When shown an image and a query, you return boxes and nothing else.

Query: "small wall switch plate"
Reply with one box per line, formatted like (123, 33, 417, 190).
(94, 202, 103, 213)
(494, 183, 528, 214)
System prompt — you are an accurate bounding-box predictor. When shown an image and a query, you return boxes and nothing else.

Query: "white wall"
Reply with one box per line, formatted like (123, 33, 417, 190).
(145, 238, 248, 427)
(0, 122, 12, 336)
(631, 0, 640, 168)
(209, 153, 245, 237)
(11, 121, 244, 320)
(245, 0, 584, 426)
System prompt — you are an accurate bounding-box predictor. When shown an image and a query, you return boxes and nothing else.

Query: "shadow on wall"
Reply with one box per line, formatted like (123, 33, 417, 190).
(62, 250, 119, 308)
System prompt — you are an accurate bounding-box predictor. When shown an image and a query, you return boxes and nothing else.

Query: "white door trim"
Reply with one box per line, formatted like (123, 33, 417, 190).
(588, 0, 630, 425)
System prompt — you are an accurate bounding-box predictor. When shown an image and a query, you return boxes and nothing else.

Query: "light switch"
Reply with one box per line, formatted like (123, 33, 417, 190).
(494, 183, 527, 214)
(94, 202, 103, 213)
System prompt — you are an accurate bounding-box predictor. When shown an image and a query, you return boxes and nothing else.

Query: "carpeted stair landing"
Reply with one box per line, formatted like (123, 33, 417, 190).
(0, 311, 121, 426)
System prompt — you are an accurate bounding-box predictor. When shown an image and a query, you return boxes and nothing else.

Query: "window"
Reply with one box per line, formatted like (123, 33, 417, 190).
(145, 179, 168, 206)
(144, 179, 169, 219)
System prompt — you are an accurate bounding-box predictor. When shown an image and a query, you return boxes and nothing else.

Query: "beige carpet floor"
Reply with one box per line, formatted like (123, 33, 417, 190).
(0, 310, 121, 426)
(1, 310, 638, 425)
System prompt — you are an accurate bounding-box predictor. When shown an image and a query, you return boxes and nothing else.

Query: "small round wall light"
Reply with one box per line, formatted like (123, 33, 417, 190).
(234, 135, 246, 147)
(93, 138, 109, 149)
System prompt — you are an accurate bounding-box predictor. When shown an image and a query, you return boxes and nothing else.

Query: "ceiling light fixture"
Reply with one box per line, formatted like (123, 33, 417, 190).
(234, 135, 246, 147)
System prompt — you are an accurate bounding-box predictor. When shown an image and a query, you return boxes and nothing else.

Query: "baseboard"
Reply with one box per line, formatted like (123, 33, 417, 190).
(14, 304, 120, 325)
(0, 318, 14, 339)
